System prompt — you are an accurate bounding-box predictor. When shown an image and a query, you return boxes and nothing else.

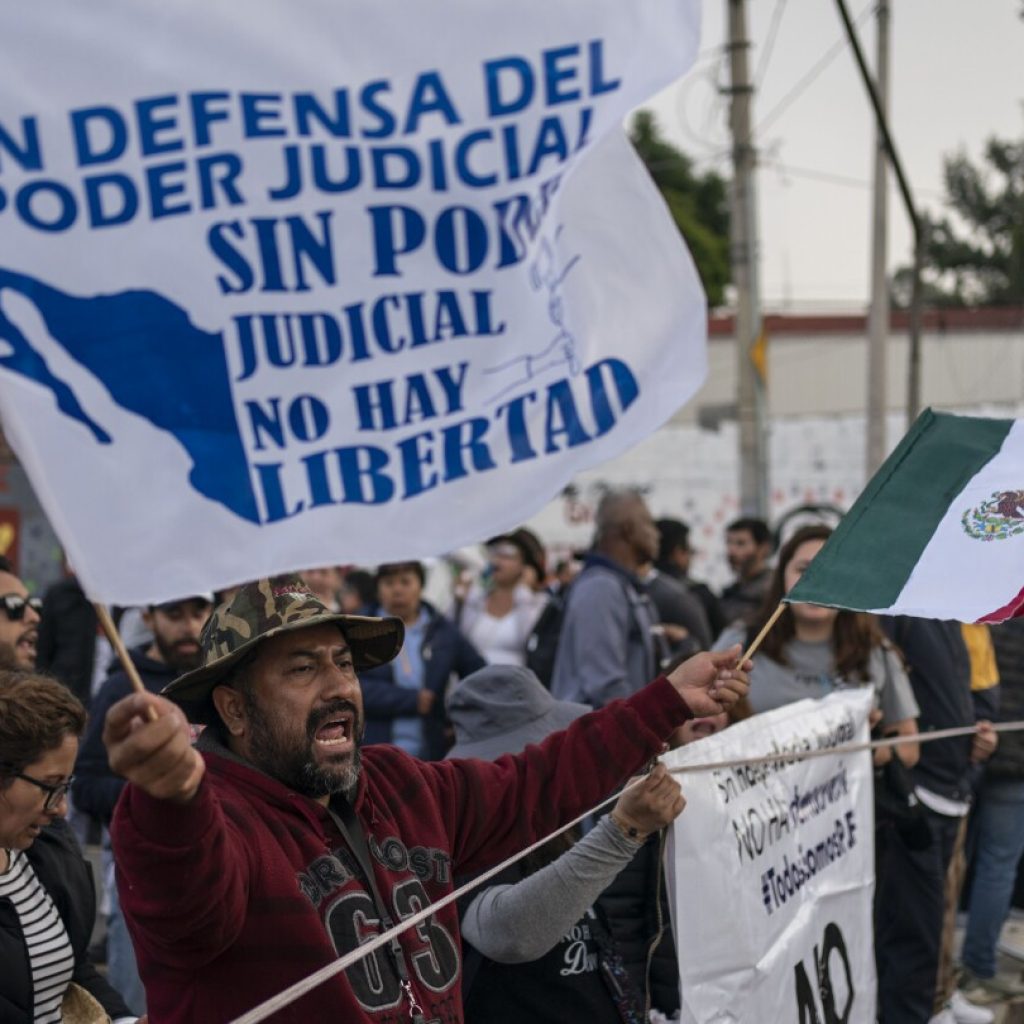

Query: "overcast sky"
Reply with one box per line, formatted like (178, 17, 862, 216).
(644, 0, 1024, 311)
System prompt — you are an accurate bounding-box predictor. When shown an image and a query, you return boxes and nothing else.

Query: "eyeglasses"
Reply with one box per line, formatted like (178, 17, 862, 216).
(14, 772, 73, 812)
(0, 594, 42, 621)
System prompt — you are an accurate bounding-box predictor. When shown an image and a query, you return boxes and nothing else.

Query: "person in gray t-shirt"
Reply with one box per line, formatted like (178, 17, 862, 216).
(715, 626, 918, 724)
(713, 524, 919, 766)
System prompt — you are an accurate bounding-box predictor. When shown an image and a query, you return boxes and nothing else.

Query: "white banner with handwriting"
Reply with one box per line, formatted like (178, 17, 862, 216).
(0, 0, 706, 603)
(665, 690, 876, 1024)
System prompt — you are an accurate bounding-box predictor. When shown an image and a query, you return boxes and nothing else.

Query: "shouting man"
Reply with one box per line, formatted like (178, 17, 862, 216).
(103, 575, 749, 1023)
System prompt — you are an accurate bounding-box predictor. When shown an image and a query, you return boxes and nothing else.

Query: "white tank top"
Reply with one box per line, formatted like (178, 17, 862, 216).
(467, 610, 527, 666)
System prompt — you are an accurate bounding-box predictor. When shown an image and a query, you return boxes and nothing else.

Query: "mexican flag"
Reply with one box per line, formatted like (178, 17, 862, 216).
(787, 408, 1024, 623)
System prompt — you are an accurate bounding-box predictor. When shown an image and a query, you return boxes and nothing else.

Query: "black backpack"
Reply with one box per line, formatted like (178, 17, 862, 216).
(525, 587, 570, 689)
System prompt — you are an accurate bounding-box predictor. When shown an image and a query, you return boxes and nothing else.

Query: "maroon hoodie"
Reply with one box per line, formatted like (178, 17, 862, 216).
(112, 676, 690, 1023)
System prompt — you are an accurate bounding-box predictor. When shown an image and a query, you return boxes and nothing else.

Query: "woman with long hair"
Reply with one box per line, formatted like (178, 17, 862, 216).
(714, 523, 919, 767)
(0, 671, 138, 1023)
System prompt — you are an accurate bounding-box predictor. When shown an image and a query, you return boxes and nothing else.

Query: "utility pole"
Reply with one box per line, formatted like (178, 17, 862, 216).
(835, 0, 925, 431)
(866, 0, 890, 474)
(906, 227, 926, 423)
(726, 0, 769, 517)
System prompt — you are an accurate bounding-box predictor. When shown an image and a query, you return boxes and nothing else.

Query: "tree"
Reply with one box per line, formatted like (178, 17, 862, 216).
(629, 110, 731, 308)
(893, 134, 1024, 308)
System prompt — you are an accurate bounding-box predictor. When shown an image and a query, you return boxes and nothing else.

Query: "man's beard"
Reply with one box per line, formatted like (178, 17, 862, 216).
(730, 554, 757, 578)
(0, 640, 24, 670)
(154, 633, 203, 672)
(0, 626, 37, 670)
(241, 691, 362, 801)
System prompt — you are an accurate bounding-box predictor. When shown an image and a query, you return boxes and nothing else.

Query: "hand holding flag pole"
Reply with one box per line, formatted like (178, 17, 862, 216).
(93, 603, 159, 722)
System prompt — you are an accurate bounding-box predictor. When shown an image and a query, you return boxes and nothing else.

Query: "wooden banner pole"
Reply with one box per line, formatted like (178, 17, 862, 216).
(94, 603, 159, 721)
(737, 602, 786, 666)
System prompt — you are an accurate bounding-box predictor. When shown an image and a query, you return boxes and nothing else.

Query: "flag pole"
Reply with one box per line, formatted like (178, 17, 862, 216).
(738, 602, 785, 665)
(94, 603, 159, 722)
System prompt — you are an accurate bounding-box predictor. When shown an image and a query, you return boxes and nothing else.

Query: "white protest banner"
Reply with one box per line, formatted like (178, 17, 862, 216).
(664, 689, 876, 1024)
(0, 0, 707, 604)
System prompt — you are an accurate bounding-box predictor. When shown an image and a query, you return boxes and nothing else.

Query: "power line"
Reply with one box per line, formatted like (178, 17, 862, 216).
(762, 158, 945, 200)
(752, 0, 876, 141)
(664, 151, 947, 206)
(696, 42, 727, 62)
(754, 0, 788, 88)
(642, 45, 725, 145)
(699, 48, 729, 141)
(671, 51, 731, 155)
(766, 159, 876, 190)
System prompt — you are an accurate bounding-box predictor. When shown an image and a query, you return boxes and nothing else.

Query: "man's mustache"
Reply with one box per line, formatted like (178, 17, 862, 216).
(306, 700, 361, 739)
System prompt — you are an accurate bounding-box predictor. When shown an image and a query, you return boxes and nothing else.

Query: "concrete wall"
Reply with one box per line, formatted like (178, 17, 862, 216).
(672, 321, 1024, 425)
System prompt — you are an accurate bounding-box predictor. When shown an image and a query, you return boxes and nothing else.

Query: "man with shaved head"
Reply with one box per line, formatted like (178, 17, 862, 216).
(551, 489, 664, 708)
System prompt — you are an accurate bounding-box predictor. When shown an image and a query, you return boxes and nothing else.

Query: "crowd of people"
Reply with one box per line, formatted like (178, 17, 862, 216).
(0, 490, 1022, 1023)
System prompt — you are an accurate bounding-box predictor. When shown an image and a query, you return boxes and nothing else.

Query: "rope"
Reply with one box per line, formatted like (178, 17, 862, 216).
(229, 773, 637, 1024)
(230, 718, 1024, 1024)
(666, 720, 1020, 776)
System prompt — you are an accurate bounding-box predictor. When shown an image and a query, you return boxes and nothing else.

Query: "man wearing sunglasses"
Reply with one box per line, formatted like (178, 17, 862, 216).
(0, 555, 42, 671)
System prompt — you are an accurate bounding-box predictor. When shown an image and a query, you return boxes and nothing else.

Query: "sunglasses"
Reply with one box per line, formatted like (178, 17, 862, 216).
(14, 772, 73, 812)
(0, 594, 42, 621)
(488, 545, 521, 559)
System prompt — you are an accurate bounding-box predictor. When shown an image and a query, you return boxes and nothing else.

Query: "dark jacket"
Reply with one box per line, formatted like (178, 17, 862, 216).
(72, 646, 177, 824)
(657, 564, 727, 642)
(361, 601, 485, 760)
(598, 830, 679, 1015)
(689, 580, 727, 641)
(719, 568, 771, 629)
(645, 570, 712, 652)
(35, 576, 97, 706)
(0, 820, 132, 1023)
(987, 620, 1024, 781)
(882, 617, 975, 802)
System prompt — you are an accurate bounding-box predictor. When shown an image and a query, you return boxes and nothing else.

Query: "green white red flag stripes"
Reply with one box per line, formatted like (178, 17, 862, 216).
(786, 408, 1024, 623)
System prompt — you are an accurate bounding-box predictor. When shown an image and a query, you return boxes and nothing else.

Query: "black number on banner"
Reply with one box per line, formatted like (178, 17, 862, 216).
(793, 921, 854, 1024)
(325, 891, 403, 1011)
(393, 878, 461, 993)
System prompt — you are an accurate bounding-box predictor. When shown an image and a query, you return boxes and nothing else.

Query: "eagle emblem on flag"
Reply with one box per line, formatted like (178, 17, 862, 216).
(962, 490, 1024, 541)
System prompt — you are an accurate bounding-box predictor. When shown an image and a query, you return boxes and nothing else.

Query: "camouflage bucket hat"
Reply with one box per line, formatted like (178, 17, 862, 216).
(163, 574, 404, 722)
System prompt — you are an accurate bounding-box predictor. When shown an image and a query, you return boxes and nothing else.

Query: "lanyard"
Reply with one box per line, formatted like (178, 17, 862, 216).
(326, 796, 427, 1024)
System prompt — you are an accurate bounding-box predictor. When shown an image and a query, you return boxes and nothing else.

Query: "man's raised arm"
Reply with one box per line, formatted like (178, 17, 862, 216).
(437, 647, 750, 875)
(105, 693, 251, 966)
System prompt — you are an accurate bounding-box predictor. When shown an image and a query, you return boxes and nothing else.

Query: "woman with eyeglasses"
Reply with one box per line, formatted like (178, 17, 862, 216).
(0, 671, 139, 1024)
